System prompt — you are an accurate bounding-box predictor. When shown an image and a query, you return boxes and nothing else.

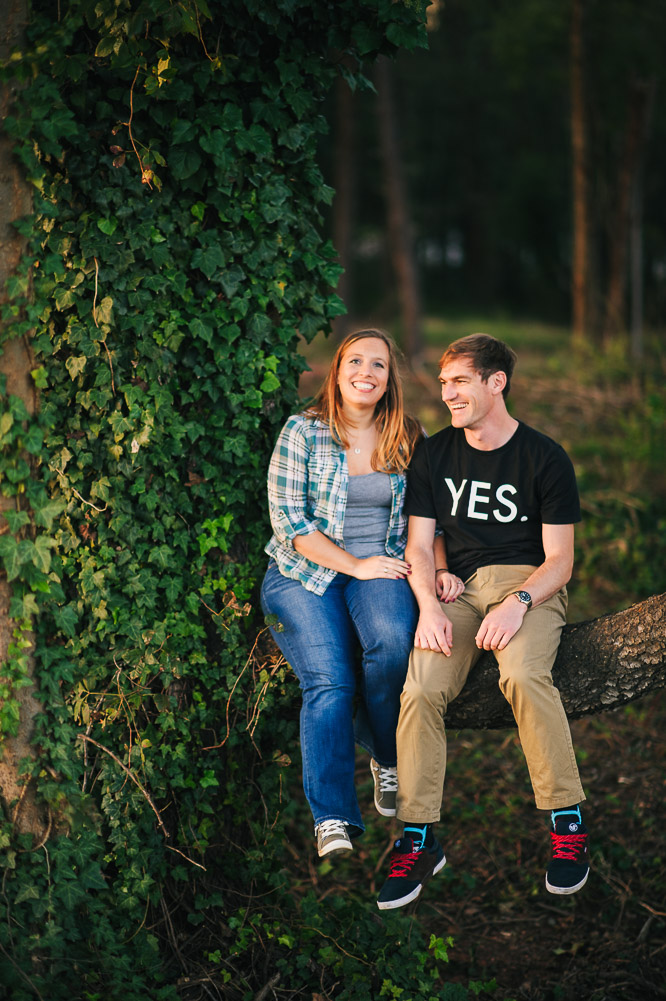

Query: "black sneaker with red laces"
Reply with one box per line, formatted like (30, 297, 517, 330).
(546, 813, 590, 895)
(376, 835, 446, 910)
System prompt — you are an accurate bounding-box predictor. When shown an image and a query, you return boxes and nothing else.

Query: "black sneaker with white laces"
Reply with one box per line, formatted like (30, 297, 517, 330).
(546, 814, 590, 895)
(377, 835, 446, 910)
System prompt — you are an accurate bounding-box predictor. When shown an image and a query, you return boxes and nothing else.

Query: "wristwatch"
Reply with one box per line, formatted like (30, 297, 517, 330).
(512, 590, 532, 610)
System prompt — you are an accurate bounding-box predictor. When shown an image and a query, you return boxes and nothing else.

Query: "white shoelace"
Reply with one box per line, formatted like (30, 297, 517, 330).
(317, 818, 348, 838)
(378, 766, 398, 793)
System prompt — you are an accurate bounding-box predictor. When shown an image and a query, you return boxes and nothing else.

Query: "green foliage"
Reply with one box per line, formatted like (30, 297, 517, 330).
(0, 0, 446, 997)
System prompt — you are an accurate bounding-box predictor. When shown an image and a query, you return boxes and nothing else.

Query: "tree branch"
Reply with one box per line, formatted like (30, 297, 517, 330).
(444, 592, 666, 730)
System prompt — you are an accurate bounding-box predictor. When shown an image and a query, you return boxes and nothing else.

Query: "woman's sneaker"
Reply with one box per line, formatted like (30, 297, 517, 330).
(316, 819, 353, 858)
(546, 814, 590, 894)
(370, 759, 398, 817)
(377, 835, 446, 910)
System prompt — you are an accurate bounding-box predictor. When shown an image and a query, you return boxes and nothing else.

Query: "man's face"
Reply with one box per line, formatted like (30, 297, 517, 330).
(438, 356, 503, 431)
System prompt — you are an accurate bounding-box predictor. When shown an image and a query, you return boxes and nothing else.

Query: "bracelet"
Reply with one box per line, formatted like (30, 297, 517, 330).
(435, 568, 449, 573)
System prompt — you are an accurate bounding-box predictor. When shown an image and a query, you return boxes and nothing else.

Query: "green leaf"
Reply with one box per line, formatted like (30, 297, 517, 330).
(220, 265, 245, 298)
(260, 371, 280, 393)
(65, 356, 87, 380)
(95, 296, 114, 325)
(32, 534, 54, 573)
(3, 510, 30, 533)
(33, 499, 65, 530)
(235, 124, 272, 159)
(192, 245, 224, 279)
(97, 217, 118, 236)
(31, 366, 48, 388)
(53, 603, 78, 638)
(0, 411, 14, 437)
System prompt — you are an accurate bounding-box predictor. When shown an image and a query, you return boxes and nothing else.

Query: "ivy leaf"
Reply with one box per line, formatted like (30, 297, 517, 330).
(235, 124, 272, 159)
(53, 603, 78, 638)
(97, 217, 118, 236)
(24, 423, 44, 454)
(0, 412, 14, 438)
(32, 535, 55, 573)
(170, 147, 202, 180)
(220, 265, 245, 298)
(148, 545, 173, 569)
(31, 366, 48, 388)
(94, 36, 116, 59)
(260, 371, 280, 393)
(191, 245, 224, 279)
(9, 592, 39, 619)
(14, 883, 40, 905)
(191, 318, 214, 345)
(65, 356, 87, 380)
(3, 510, 31, 533)
(95, 296, 114, 325)
(0, 536, 21, 581)
(33, 498, 66, 530)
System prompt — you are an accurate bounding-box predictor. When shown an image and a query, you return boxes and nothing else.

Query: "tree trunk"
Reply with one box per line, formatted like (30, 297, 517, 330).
(0, 0, 47, 839)
(375, 56, 424, 362)
(444, 592, 666, 730)
(629, 77, 656, 363)
(570, 0, 592, 346)
(332, 75, 356, 339)
(603, 78, 655, 345)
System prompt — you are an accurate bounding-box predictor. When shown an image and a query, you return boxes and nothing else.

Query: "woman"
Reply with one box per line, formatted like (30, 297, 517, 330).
(261, 329, 435, 858)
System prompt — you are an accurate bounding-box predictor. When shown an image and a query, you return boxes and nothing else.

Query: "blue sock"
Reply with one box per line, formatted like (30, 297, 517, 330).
(551, 804, 582, 828)
(403, 823, 431, 850)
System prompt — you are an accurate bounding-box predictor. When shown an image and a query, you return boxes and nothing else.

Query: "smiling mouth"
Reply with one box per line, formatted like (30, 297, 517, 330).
(351, 381, 376, 391)
(450, 403, 467, 411)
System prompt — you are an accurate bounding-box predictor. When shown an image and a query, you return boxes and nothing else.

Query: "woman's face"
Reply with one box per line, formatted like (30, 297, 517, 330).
(337, 337, 390, 411)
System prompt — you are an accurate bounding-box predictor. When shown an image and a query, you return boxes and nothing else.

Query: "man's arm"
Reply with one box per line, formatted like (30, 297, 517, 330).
(475, 523, 575, 652)
(406, 516, 462, 655)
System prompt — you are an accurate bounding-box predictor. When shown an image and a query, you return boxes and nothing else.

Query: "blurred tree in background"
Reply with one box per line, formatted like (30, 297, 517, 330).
(325, 0, 666, 354)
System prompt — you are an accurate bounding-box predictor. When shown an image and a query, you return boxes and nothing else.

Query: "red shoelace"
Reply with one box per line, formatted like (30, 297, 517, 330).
(550, 831, 587, 861)
(388, 848, 421, 878)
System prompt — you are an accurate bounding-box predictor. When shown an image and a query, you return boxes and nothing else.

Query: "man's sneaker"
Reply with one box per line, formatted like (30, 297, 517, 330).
(377, 836, 446, 910)
(316, 819, 353, 858)
(370, 759, 398, 817)
(546, 815, 590, 895)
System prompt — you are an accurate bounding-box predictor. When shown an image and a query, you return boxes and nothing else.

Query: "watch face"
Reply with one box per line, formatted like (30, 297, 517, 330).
(516, 591, 532, 604)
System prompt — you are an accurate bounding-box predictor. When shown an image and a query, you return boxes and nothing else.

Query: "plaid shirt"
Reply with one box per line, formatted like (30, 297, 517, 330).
(265, 413, 409, 595)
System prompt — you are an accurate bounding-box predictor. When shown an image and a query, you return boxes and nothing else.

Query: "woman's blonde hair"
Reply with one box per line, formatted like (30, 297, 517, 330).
(306, 328, 422, 473)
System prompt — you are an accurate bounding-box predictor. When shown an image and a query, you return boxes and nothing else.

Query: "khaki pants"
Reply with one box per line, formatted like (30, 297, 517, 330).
(396, 565, 585, 820)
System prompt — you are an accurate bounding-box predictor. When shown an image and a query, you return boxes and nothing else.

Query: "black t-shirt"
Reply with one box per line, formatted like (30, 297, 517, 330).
(405, 421, 581, 582)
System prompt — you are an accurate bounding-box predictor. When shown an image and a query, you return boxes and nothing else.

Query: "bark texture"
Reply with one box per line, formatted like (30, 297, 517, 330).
(444, 592, 666, 730)
(0, 0, 47, 838)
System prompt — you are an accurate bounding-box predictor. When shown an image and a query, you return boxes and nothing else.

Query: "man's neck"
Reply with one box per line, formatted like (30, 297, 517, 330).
(463, 414, 519, 451)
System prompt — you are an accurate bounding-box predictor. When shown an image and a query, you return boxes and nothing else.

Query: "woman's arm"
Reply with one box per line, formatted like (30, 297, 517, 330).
(293, 531, 411, 580)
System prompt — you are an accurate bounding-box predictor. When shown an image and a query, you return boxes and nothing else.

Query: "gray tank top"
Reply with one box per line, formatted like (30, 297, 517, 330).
(343, 472, 392, 558)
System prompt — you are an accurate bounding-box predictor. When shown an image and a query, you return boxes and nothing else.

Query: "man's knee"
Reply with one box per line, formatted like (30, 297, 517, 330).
(498, 658, 554, 702)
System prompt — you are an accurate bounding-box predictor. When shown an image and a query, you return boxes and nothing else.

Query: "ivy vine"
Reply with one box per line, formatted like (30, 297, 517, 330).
(0, 1, 439, 997)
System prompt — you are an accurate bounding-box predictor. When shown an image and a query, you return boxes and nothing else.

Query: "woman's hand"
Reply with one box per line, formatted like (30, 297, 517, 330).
(435, 569, 465, 603)
(353, 555, 412, 580)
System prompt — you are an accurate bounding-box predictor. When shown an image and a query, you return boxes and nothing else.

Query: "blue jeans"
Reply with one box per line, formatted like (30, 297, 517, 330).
(261, 561, 418, 835)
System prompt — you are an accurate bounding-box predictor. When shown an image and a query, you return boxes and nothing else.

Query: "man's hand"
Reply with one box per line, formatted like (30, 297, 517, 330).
(414, 607, 453, 655)
(475, 596, 527, 651)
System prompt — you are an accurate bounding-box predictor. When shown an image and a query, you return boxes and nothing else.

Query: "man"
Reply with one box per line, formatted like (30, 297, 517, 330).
(377, 334, 589, 911)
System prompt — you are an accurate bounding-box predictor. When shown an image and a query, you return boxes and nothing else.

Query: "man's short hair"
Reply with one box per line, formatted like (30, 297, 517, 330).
(438, 334, 517, 398)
